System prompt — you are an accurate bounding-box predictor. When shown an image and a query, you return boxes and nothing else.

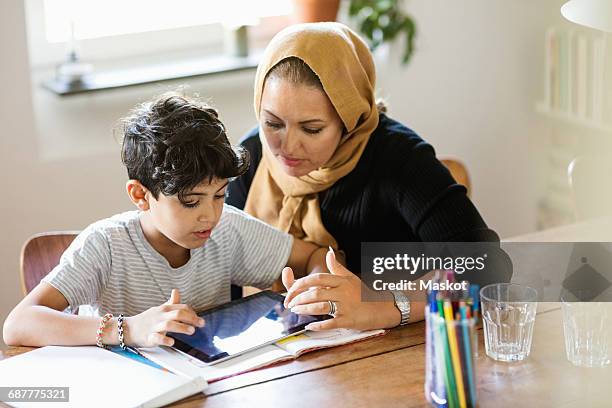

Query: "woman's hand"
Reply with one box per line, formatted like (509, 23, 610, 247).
(124, 289, 205, 347)
(282, 249, 401, 331)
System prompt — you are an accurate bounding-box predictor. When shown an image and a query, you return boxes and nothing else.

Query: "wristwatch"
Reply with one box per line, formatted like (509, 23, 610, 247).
(391, 290, 411, 326)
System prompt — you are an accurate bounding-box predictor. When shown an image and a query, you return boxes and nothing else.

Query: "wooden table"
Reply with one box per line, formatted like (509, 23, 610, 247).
(3, 303, 608, 407)
(4, 220, 611, 407)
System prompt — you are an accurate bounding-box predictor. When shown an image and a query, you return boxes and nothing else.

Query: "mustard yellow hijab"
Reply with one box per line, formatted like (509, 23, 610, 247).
(244, 22, 379, 250)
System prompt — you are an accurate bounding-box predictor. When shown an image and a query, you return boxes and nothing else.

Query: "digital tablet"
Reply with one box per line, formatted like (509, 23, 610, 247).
(168, 290, 330, 364)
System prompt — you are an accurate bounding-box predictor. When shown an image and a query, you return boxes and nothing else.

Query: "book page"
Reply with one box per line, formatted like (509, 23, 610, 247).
(0, 346, 206, 408)
(140, 344, 293, 383)
(276, 329, 386, 356)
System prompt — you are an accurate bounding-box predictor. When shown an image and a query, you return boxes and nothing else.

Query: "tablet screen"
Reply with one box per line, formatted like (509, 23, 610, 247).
(168, 291, 328, 364)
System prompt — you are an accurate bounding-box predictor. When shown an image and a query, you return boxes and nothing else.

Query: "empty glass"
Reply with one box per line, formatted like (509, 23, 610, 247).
(561, 300, 612, 367)
(480, 283, 538, 362)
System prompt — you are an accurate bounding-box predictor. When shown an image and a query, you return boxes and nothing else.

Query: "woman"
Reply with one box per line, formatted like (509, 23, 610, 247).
(227, 22, 508, 330)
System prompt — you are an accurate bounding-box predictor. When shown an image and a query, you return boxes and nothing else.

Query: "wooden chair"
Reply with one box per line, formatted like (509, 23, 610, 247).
(440, 157, 471, 197)
(20, 232, 78, 296)
(568, 155, 612, 221)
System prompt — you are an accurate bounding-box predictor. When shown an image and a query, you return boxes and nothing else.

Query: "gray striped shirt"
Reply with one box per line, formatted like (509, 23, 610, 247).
(43, 205, 293, 316)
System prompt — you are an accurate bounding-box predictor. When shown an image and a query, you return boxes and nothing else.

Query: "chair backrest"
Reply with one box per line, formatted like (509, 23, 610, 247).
(20, 232, 78, 296)
(440, 157, 472, 197)
(568, 155, 612, 221)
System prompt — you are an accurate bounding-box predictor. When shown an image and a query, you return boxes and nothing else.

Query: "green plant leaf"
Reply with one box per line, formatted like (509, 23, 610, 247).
(402, 17, 416, 64)
(349, 0, 417, 65)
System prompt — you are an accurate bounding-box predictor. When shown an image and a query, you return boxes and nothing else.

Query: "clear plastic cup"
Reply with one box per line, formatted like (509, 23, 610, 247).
(425, 306, 478, 408)
(480, 283, 538, 362)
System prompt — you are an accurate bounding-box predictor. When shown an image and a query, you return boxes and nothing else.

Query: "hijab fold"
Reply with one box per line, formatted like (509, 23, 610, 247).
(244, 22, 379, 250)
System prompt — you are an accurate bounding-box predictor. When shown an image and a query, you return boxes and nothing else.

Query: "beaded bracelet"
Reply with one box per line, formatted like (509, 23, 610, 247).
(96, 313, 113, 348)
(117, 314, 126, 350)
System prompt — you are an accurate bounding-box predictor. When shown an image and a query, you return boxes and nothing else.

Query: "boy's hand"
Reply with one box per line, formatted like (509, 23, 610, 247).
(125, 289, 205, 347)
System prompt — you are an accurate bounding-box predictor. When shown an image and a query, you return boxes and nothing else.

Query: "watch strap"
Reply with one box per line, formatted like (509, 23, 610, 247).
(391, 290, 410, 326)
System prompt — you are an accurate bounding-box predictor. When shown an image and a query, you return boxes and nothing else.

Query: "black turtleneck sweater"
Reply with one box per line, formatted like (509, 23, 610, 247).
(227, 114, 503, 277)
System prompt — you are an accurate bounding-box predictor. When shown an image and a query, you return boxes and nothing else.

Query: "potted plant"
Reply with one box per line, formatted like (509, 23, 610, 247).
(348, 0, 416, 64)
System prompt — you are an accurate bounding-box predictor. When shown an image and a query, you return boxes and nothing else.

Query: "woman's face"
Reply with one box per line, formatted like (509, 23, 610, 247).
(259, 78, 344, 177)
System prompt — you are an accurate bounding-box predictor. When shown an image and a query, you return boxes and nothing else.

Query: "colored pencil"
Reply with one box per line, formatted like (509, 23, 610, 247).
(438, 300, 458, 408)
(444, 300, 467, 408)
(460, 304, 477, 406)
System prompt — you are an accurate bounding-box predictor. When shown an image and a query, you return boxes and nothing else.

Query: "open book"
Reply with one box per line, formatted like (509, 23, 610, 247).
(0, 345, 207, 408)
(139, 328, 386, 382)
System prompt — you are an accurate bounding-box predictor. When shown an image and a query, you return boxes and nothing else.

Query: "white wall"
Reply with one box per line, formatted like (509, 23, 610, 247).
(374, 0, 559, 238)
(0, 0, 599, 348)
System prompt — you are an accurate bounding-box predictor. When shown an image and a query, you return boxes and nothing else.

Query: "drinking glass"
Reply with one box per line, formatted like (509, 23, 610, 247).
(561, 300, 612, 367)
(480, 283, 538, 362)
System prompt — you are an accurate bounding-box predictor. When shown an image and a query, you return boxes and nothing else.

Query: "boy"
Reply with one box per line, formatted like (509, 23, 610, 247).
(3, 93, 321, 348)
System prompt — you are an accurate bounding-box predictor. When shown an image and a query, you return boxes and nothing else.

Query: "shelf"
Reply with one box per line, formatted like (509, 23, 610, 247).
(535, 102, 612, 134)
(42, 53, 261, 96)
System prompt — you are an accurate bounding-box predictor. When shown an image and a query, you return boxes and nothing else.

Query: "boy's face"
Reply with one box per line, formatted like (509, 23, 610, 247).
(132, 178, 229, 251)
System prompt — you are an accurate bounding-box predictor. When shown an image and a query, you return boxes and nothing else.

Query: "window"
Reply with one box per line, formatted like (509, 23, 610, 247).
(25, 0, 292, 68)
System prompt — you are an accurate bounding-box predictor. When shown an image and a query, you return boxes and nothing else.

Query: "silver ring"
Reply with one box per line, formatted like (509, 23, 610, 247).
(327, 300, 338, 317)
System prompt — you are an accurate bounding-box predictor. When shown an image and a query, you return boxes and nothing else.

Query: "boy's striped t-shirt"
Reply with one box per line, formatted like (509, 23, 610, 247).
(43, 204, 293, 316)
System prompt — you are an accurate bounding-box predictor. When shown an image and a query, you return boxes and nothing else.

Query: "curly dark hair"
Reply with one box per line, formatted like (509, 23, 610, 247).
(120, 93, 249, 204)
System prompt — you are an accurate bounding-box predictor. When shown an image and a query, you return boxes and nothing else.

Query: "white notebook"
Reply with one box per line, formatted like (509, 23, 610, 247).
(0, 346, 207, 408)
